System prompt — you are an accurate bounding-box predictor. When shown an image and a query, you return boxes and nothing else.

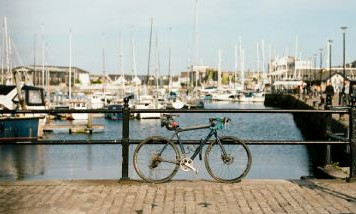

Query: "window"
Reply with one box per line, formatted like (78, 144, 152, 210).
(27, 90, 43, 105)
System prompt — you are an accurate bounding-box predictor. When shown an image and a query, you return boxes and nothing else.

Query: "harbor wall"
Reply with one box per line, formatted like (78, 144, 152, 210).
(264, 94, 349, 172)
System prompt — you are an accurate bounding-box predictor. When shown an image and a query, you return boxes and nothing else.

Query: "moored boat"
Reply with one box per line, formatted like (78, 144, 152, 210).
(105, 104, 123, 120)
(0, 84, 47, 140)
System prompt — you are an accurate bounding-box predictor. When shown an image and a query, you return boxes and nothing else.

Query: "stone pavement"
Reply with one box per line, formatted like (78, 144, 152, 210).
(0, 179, 356, 214)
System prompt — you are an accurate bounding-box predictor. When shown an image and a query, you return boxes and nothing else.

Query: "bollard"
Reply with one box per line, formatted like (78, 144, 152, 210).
(121, 96, 131, 180)
(348, 107, 356, 181)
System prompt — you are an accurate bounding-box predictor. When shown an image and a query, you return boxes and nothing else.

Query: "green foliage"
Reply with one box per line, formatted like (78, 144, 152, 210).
(91, 79, 102, 84)
(221, 73, 229, 85)
(205, 69, 216, 81)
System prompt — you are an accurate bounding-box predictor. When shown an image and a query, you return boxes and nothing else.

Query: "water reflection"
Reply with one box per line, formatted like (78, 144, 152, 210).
(0, 145, 45, 180)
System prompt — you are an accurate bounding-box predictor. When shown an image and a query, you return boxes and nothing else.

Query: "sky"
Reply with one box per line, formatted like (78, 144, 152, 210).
(1, 0, 356, 76)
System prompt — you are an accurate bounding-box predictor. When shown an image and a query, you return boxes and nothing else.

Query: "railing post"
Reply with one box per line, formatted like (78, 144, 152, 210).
(348, 107, 356, 181)
(121, 96, 130, 180)
(324, 103, 332, 165)
(325, 94, 332, 109)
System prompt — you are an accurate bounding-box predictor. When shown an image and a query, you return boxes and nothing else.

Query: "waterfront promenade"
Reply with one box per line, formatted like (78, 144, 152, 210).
(1, 179, 355, 214)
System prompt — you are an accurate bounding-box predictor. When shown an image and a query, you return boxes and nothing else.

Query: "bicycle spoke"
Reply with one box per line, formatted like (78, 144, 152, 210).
(205, 137, 251, 183)
(133, 137, 180, 183)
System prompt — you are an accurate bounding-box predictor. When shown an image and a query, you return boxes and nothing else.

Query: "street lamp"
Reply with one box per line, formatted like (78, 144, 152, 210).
(341, 26, 347, 98)
(319, 48, 323, 84)
(314, 54, 317, 82)
(328, 40, 332, 80)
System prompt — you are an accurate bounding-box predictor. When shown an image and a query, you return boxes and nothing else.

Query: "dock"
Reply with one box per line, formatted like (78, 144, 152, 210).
(0, 179, 355, 213)
(43, 124, 104, 133)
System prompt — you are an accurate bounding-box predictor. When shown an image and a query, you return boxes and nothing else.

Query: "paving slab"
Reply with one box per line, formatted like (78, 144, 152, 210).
(1, 179, 356, 214)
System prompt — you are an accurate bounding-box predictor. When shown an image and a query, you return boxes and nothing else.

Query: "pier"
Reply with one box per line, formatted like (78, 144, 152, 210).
(265, 93, 356, 180)
(43, 124, 104, 133)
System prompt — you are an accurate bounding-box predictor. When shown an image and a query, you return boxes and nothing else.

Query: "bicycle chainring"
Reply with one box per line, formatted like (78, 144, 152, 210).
(180, 157, 195, 172)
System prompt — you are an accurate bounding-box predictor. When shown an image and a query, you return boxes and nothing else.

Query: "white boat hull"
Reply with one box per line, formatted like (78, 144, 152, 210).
(137, 113, 161, 119)
(71, 113, 89, 120)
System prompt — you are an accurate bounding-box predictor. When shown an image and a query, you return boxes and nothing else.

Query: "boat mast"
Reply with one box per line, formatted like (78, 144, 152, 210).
(103, 47, 107, 105)
(33, 33, 36, 86)
(256, 41, 260, 88)
(193, 0, 199, 89)
(217, 49, 221, 90)
(41, 24, 45, 88)
(131, 31, 137, 81)
(155, 32, 160, 106)
(261, 39, 265, 89)
(239, 37, 245, 90)
(119, 31, 124, 81)
(168, 27, 172, 92)
(234, 45, 238, 90)
(4, 17, 11, 85)
(118, 30, 125, 98)
(130, 29, 141, 99)
(262, 39, 265, 74)
(69, 29, 72, 99)
(294, 36, 298, 80)
(45, 42, 50, 99)
(146, 17, 153, 84)
(1, 21, 4, 84)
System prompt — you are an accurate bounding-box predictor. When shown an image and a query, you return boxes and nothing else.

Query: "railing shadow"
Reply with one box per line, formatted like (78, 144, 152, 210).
(292, 179, 356, 203)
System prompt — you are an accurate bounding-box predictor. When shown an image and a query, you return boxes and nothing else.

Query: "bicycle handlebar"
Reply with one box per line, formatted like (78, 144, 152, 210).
(161, 116, 231, 131)
(162, 113, 179, 119)
(209, 117, 231, 125)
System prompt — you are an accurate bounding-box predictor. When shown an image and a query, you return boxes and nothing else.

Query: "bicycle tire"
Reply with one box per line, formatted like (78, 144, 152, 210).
(133, 136, 180, 183)
(205, 136, 252, 183)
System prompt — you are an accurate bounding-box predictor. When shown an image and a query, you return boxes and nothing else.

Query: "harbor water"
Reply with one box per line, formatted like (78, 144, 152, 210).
(0, 102, 312, 181)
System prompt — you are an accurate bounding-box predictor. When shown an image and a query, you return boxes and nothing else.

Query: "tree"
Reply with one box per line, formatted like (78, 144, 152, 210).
(221, 73, 229, 85)
(91, 79, 102, 84)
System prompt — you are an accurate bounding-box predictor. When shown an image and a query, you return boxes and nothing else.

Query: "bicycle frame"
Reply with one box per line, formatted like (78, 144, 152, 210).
(165, 124, 228, 161)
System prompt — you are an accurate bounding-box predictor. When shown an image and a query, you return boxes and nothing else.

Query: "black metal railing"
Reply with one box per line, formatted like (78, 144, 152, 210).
(0, 96, 355, 181)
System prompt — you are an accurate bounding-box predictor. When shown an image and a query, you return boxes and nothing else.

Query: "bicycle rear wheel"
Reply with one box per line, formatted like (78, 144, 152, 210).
(205, 136, 252, 183)
(133, 136, 180, 183)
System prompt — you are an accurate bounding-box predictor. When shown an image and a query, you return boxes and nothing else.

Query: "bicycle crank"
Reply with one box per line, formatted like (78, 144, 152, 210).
(180, 157, 197, 174)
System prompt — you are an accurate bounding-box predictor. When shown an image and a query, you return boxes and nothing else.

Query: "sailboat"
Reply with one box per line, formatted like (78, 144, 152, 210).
(210, 49, 238, 102)
(135, 30, 163, 119)
(0, 17, 47, 140)
(164, 27, 184, 109)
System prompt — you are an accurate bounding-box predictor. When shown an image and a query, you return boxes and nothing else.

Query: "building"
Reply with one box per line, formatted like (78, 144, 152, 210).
(9, 65, 89, 86)
(268, 56, 317, 84)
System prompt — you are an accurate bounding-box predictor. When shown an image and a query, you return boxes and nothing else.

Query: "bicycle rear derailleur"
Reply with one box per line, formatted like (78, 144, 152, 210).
(180, 157, 197, 174)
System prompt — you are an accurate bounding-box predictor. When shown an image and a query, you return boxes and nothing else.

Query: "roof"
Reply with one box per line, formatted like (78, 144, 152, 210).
(320, 70, 356, 82)
(13, 65, 90, 74)
(0, 85, 16, 95)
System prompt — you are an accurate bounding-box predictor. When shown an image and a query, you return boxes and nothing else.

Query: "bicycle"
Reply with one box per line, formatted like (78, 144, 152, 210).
(133, 114, 252, 183)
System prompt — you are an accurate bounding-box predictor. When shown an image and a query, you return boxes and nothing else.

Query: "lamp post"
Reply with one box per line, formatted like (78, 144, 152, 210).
(341, 26, 347, 98)
(328, 40, 332, 80)
(319, 48, 323, 84)
(313, 54, 317, 82)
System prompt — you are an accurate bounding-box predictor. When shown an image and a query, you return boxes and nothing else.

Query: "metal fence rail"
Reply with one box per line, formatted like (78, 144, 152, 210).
(0, 139, 349, 145)
(1, 96, 355, 181)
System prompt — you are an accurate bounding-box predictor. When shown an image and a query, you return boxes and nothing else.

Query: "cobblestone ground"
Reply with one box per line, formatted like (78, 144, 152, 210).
(0, 179, 355, 214)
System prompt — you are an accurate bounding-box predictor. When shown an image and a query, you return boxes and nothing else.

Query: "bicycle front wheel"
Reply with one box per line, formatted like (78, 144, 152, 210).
(133, 136, 180, 183)
(205, 136, 252, 183)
